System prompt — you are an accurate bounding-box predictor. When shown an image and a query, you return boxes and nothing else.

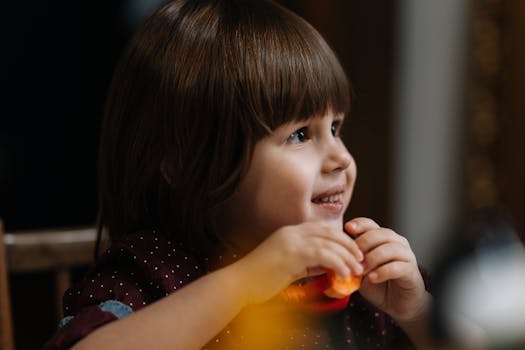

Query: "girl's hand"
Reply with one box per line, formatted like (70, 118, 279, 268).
(345, 218, 430, 323)
(231, 221, 364, 306)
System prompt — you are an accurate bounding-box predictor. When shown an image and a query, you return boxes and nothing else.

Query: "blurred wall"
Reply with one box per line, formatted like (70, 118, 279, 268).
(390, 0, 470, 269)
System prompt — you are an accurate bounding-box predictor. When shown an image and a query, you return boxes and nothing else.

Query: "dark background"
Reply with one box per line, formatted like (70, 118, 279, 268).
(2, 2, 148, 348)
(2, 1, 127, 232)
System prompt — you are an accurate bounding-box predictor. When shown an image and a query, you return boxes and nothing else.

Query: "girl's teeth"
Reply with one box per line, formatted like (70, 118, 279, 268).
(319, 194, 339, 203)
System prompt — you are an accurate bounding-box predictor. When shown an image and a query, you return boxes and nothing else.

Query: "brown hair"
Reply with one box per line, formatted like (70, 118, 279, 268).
(97, 0, 351, 255)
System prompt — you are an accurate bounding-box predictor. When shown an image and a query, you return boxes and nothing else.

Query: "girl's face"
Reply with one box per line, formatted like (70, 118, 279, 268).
(217, 111, 356, 253)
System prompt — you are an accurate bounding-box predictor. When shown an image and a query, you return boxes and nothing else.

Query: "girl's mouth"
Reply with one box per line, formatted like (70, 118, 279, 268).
(311, 189, 345, 213)
(312, 193, 342, 204)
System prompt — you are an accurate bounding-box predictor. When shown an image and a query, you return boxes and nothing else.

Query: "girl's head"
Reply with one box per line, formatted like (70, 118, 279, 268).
(98, 0, 353, 253)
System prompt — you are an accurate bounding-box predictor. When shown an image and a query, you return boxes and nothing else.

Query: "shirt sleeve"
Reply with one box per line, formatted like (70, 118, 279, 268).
(42, 230, 204, 350)
(42, 303, 122, 350)
(42, 255, 147, 350)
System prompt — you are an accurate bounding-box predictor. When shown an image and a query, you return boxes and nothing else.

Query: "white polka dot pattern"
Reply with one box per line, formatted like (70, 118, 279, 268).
(47, 229, 418, 350)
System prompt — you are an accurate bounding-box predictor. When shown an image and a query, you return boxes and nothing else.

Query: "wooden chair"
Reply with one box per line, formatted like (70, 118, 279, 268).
(1, 219, 14, 350)
(0, 222, 97, 350)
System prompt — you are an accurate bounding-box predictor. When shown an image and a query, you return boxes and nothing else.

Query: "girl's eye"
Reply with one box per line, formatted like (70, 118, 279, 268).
(287, 127, 308, 143)
(331, 121, 341, 136)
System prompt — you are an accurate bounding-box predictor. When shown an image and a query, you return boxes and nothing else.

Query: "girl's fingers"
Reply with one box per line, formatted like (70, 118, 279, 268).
(307, 223, 364, 263)
(344, 217, 380, 236)
(331, 232, 364, 263)
(355, 228, 410, 254)
(313, 247, 352, 278)
(361, 242, 415, 275)
(366, 261, 414, 284)
(280, 222, 365, 279)
(313, 239, 363, 276)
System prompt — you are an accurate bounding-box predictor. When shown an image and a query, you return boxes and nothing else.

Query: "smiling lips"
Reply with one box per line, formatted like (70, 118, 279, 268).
(312, 193, 342, 204)
(311, 188, 345, 212)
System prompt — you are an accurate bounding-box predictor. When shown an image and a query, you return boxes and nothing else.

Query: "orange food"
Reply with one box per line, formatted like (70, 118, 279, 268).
(280, 284, 307, 303)
(279, 272, 360, 314)
(323, 270, 362, 299)
(280, 275, 329, 303)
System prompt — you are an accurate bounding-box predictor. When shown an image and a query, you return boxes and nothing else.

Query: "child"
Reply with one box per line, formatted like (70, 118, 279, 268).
(44, 0, 432, 349)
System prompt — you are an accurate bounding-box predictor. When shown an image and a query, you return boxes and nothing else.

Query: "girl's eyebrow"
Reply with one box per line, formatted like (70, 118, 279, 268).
(334, 112, 346, 121)
(333, 113, 346, 126)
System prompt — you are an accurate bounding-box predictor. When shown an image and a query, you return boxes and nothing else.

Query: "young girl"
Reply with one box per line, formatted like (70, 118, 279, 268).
(45, 0, 432, 349)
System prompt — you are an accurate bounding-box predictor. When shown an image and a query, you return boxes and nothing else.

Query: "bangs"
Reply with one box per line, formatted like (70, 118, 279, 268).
(97, 0, 353, 249)
(227, 0, 351, 136)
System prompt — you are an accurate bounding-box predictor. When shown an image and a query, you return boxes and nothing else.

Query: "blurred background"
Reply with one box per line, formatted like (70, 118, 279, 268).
(1, 0, 524, 348)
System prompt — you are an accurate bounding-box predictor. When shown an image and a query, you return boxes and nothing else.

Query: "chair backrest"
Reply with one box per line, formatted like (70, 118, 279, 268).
(5, 227, 97, 273)
(1, 224, 97, 349)
(0, 219, 14, 350)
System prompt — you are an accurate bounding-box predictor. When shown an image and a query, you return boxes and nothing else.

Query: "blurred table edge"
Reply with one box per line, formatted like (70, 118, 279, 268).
(4, 227, 97, 273)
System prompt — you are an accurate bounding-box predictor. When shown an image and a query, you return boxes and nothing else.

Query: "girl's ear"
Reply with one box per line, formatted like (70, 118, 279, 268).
(160, 157, 174, 185)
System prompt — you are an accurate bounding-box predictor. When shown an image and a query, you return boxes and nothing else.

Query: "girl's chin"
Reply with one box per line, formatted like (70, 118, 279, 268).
(310, 217, 345, 230)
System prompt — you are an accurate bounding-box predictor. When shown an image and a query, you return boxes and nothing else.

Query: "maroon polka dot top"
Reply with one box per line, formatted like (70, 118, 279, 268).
(43, 230, 416, 350)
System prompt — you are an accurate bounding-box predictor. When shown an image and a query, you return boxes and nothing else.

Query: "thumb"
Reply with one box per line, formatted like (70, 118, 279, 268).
(344, 220, 360, 236)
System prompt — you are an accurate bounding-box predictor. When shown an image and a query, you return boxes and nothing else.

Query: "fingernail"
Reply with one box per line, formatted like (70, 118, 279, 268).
(368, 272, 378, 281)
(354, 264, 363, 275)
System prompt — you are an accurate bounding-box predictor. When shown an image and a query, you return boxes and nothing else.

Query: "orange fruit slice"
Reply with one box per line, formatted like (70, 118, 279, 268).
(323, 270, 362, 299)
(280, 275, 330, 303)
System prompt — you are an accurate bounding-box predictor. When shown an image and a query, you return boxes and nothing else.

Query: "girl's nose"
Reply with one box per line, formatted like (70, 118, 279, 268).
(322, 140, 352, 173)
